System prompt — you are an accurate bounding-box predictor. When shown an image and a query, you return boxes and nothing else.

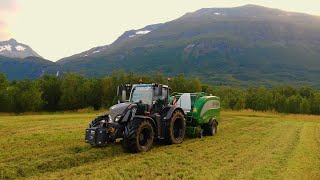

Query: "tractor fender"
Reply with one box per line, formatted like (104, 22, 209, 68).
(163, 105, 185, 121)
(120, 109, 132, 123)
(119, 104, 138, 123)
(133, 115, 157, 130)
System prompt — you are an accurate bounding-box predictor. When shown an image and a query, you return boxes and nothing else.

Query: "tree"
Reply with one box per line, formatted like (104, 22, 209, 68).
(126, 72, 140, 84)
(246, 87, 273, 111)
(154, 72, 166, 84)
(170, 74, 188, 92)
(275, 86, 297, 98)
(209, 86, 245, 110)
(187, 78, 202, 92)
(59, 73, 85, 110)
(101, 77, 116, 107)
(234, 94, 246, 110)
(201, 84, 210, 93)
(82, 78, 102, 110)
(286, 95, 302, 114)
(300, 98, 310, 114)
(37, 75, 62, 111)
(0, 73, 11, 111)
(310, 92, 320, 115)
(221, 96, 230, 109)
(273, 93, 287, 113)
(12, 81, 43, 112)
(298, 86, 314, 99)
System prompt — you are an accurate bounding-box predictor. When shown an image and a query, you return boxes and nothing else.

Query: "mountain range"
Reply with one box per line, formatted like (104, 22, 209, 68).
(1, 5, 320, 87)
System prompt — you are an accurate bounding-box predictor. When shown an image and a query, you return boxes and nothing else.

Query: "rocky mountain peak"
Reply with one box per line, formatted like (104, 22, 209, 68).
(0, 39, 42, 59)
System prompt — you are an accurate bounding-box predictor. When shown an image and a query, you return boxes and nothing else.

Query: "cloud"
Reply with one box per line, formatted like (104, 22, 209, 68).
(0, 0, 17, 40)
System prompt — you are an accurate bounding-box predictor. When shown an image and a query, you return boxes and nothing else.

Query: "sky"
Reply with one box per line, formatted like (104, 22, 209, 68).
(1, 0, 320, 61)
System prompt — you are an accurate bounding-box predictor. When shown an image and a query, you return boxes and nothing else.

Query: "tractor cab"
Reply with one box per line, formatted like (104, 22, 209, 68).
(118, 84, 169, 113)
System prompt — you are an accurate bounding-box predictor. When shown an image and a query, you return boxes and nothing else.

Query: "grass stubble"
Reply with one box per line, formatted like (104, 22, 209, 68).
(0, 110, 319, 179)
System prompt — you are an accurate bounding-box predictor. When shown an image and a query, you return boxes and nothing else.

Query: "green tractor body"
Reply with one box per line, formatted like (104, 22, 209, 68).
(85, 83, 220, 152)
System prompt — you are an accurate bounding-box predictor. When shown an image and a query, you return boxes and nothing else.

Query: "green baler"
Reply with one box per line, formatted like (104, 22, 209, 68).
(170, 92, 220, 137)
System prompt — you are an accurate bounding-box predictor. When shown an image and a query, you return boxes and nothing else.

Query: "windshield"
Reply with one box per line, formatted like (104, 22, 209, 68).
(130, 86, 153, 105)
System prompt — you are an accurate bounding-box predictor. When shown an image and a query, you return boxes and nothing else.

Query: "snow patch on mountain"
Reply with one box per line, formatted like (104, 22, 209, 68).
(136, 30, 151, 35)
(0, 45, 12, 52)
(73, 46, 109, 59)
(128, 30, 151, 38)
(15, 45, 26, 51)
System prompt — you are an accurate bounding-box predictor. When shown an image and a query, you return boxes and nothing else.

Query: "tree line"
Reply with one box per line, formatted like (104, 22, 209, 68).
(0, 72, 319, 115)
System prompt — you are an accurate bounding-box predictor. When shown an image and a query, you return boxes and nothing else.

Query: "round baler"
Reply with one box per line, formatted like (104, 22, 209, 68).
(170, 92, 220, 137)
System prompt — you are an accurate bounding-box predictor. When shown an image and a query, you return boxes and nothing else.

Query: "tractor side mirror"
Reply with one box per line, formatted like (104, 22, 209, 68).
(158, 84, 163, 96)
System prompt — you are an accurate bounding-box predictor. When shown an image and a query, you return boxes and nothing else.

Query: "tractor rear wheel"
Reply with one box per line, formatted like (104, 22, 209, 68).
(122, 119, 154, 153)
(166, 111, 186, 144)
(204, 119, 218, 136)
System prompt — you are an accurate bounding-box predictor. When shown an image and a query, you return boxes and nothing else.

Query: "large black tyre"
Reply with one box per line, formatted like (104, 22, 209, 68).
(122, 119, 154, 153)
(165, 111, 186, 144)
(204, 119, 218, 136)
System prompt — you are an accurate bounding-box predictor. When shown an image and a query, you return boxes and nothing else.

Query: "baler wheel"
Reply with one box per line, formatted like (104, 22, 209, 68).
(204, 119, 218, 136)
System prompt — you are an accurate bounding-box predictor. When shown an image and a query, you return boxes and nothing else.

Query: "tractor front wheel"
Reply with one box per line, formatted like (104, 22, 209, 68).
(166, 111, 186, 144)
(122, 119, 154, 153)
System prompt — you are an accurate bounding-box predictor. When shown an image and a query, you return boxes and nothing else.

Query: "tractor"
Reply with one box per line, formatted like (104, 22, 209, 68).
(85, 83, 220, 152)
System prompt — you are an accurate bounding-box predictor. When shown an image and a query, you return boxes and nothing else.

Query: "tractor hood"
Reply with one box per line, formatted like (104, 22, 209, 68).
(109, 102, 132, 121)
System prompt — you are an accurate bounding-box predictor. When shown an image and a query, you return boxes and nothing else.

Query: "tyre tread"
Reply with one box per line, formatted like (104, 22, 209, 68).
(123, 118, 154, 153)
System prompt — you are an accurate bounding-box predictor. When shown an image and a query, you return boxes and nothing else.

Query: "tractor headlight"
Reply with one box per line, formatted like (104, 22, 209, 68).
(100, 120, 106, 126)
(108, 114, 113, 122)
(115, 115, 121, 122)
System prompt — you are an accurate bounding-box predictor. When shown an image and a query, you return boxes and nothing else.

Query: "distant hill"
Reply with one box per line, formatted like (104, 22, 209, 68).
(56, 5, 320, 87)
(0, 39, 60, 80)
(58, 23, 163, 65)
(0, 56, 60, 80)
(0, 38, 41, 59)
(2, 5, 320, 87)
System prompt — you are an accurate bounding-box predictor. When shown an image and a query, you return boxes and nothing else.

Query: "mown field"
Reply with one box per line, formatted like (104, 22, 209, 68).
(0, 110, 319, 179)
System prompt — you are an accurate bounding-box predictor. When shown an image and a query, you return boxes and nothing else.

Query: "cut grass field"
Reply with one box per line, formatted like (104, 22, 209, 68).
(0, 110, 320, 179)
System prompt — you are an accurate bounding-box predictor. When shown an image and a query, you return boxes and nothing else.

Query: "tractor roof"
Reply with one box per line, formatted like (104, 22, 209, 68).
(133, 84, 169, 88)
